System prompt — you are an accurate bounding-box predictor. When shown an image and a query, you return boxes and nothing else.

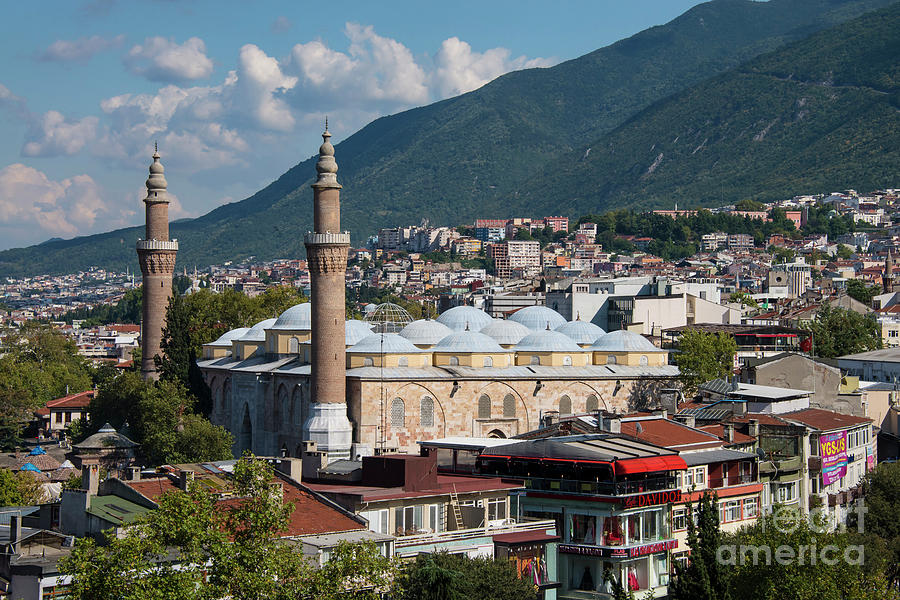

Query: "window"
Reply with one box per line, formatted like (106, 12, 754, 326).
(363, 509, 389, 534)
(563, 355, 573, 366)
(394, 505, 424, 535)
(530, 355, 541, 365)
(398, 356, 409, 367)
(487, 498, 507, 521)
(676, 471, 683, 489)
(777, 481, 798, 504)
(420, 396, 434, 427)
(55, 412, 63, 424)
(694, 467, 706, 487)
(503, 394, 516, 418)
(390, 398, 405, 429)
(429, 504, 444, 533)
(363, 357, 374, 367)
(478, 395, 492, 419)
(640, 355, 649, 366)
(720, 500, 741, 523)
(743, 497, 759, 519)
(559, 395, 572, 416)
(685, 469, 694, 489)
(483, 356, 493, 368)
(586, 395, 599, 412)
(672, 508, 687, 532)
(289, 337, 299, 353)
(607, 355, 617, 365)
(642, 509, 660, 540)
(449, 356, 459, 366)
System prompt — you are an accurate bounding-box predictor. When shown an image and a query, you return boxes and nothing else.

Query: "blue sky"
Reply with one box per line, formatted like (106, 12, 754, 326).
(0, 0, 703, 250)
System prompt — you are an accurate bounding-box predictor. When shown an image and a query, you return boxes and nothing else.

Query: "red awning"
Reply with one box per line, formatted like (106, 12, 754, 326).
(614, 455, 687, 476)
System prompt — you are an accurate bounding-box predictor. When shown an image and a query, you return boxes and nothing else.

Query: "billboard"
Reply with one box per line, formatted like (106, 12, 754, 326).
(820, 431, 848, 486)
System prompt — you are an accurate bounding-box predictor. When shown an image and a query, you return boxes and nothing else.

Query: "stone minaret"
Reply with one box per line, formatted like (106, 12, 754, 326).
(136, 146, 178, 380)
(884, 250, 894, 294)
(302, 125, 353, 460)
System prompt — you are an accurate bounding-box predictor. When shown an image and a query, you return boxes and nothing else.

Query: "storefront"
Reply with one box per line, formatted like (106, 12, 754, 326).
(494, 531, 561, 599)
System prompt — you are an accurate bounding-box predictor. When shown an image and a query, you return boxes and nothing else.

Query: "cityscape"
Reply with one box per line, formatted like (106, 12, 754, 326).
(1, 2, 899, 600)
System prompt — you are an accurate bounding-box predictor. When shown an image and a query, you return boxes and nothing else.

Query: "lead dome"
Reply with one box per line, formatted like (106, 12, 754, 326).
(556, 320, 607, 345)
(271, 303, 312, 330)
(591, 329, 658, 352)
(515, 329, 584, 352)
(509, 306, 567, 331)
(208, 327, 251, 347)
(399, 319, 454, 347)
(435, 306, 492, 332)
(433, 330, 505, 353)
(480, 319, 532, 346)
(237, 318, 277, 342)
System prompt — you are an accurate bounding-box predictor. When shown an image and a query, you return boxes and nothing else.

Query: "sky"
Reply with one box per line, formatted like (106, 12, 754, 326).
(0, 0, 704, 250)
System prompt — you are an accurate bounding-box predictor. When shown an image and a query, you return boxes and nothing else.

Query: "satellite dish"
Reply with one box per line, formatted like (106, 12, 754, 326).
(756, 447, 767, 459)
(635, 423, 644, 434)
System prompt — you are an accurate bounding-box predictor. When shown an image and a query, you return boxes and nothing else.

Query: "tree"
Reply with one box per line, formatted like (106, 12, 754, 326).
(848, 461, 900, 587)
(669, 493, 729, 600)
(0, 468, 45, 506)
(672, 330, 737, 395)
(802, 305, 881, 358)
(845, 279, 879, 307)
(61, 456, 395, 600)
(396, 552, 537, 600)
(728, 292, 759, 308)
(734, 199, 765, 211)
(836, 244, 855, 260)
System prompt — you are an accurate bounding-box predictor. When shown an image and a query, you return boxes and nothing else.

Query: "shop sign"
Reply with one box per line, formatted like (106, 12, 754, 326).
(820, 431, 848, 486)
(622, 489, 681, 509)
(559, 539, 677, 558)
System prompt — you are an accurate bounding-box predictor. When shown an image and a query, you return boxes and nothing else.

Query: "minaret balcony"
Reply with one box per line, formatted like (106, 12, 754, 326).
(304, 232, 350, 246)
(136, 239, 179, 251)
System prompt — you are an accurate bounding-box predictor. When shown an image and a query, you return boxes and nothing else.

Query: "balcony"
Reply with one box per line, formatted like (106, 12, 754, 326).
(136, 239, 178, 251)
(707, 474, 755, 489)
(304, 232, 350, 245)
(523, 476, 676, 497)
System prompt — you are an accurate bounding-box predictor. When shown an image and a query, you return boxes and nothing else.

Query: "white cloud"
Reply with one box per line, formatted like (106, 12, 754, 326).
(0, 164, 107, 237)
(432, 37, 554, 97)
(124, 37, 214, 82)
(231, 44, 297, 131)
(22, 111, 99, 157)
(38, 34, 125, 63)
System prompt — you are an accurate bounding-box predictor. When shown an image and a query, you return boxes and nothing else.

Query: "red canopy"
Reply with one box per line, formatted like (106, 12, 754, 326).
(613, 455, 686, 476)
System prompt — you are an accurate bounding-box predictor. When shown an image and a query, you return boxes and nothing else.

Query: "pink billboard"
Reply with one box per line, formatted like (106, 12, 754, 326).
(820, 431, 848, 486)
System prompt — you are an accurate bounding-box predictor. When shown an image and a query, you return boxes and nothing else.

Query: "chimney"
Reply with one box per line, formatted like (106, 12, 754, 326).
(9, 515, 21, 551)
(127, 466, 141, 481)
(680, 414, 696, 428)
(81, 461, 100, 496)
(653, 408, 668, 420)
(723, 423, 735, 443)
(274, 457, 303, 481)
(605, 416, 621, 434)
(179, 470, 194, 491)
(748, 419, 760, 439)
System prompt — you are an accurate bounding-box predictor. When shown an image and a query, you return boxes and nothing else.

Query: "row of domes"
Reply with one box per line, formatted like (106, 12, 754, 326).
(206, 302, 659, 356)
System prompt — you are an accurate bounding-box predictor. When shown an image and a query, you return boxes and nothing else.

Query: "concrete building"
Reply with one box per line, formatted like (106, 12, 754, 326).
(303, 126, 353, 462)
(488, 240, 541, 279)
(136, 147, 178, 380)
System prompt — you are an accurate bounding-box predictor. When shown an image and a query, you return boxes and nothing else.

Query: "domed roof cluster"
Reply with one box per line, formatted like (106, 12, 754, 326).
(436, 306, 493, 332)
(238, 318, 277, 342)
(433, 330, 505, 353)
(208, 327, 251, 347)
(515, 329, 585, 353)
(480, 319, 531, 345)
(591, 329, 658, 352)
(346, 320, 375, 345)
(348, 333, 424, 354)
(509, 306, 567, 331)
(555, 320, 606, 345)
(399, 319, 453, 346)
(271, 302, 311, 330)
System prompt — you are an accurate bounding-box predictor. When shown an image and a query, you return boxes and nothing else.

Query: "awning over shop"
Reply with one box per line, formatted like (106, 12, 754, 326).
(613, 455, 686, 476)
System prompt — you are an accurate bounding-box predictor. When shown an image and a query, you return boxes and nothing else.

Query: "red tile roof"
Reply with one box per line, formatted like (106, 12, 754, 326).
(698, 424, 757, 445)
(620, 418, 722, 451)
(47, 390, 93, 409)
(126, 477, 180, 503)
(781, 408, 871, 431)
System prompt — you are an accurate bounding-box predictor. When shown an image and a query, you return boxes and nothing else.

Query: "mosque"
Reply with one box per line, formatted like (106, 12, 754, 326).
(197, 130, 678, 460)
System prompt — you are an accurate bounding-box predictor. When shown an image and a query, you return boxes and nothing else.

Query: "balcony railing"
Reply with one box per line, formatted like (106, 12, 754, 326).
(523, 476, 676, 496)
(707, 474, 755, 488)
(136, 239, 179, 251)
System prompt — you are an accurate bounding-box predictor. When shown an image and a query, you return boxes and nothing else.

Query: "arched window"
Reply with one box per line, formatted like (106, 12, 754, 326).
(292, 387, 302, 425)
(289, 337, 300, 353)
(563, 355, 573, 366)
(530, 355, 541, 365)
(607, 355, 617, 365)
(640, 355, 649, 366)
(390, 398, 405, 429)
(274, 386, 286, 426)
(421, 396, 434, 427)
(478, 395, 492, 419)
(503, 394, 516, 418)
(559, 395, 572, 416)
(483, 356, 493, 368)
(586, 394, 599, 413)
(487, 429, 506, 439)
(449, 356, 459, 366)
(364, 357, 374, 367)
(398, 356, 409, 367)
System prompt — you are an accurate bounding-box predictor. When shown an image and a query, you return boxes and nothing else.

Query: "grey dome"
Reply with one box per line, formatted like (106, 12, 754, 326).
(271, 303, 311, 330)
(238, 318, 277, 342)
(515, 329, 585, 352)
(346, 320, 375, 345)
(509, 306, 567, 331)
(591, 329, 658, 352)
(480, 319, 531, 345)
(399, 319, 453, 346)
(556, 320, 607, 345)
(208, 327, 251, 347)
(433, 330, 505, 353)
(348, 333, 423, 354)
(436, 306, 492, 332)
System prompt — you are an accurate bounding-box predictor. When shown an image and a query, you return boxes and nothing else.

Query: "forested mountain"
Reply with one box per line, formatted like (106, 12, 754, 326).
(0, 0, 895, 277)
